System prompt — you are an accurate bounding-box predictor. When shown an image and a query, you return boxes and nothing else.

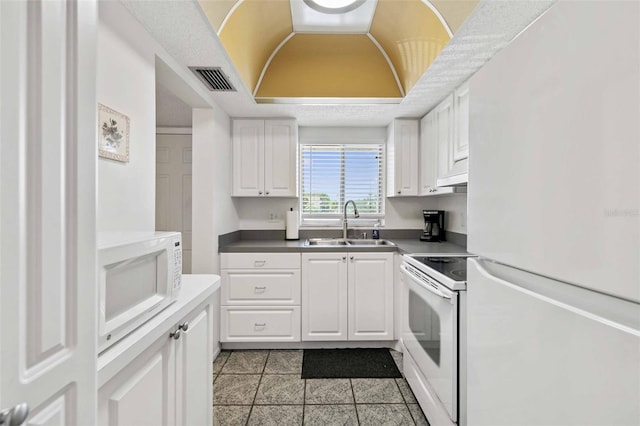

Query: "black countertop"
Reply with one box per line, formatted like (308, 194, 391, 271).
(219, 238, 467, 255)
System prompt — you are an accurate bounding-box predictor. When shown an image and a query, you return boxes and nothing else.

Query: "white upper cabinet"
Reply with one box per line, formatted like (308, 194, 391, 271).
(435, 94, 454, 184)
(232, 119, 297, 197)
(452, 82, 470, 169)
(387, 119, 420, 196)
(264, 120, 298, 197)
(233, 120, 265, 196)
(436, 83, 470, 186)
(418, 96, 469, 195)
(419, 111, 438, 195)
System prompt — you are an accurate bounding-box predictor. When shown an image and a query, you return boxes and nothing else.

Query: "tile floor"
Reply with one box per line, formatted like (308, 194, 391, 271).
(212, 349, 429, 426)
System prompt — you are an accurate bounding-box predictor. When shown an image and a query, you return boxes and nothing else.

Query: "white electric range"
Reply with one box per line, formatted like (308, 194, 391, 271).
(400, 254, 473, 426)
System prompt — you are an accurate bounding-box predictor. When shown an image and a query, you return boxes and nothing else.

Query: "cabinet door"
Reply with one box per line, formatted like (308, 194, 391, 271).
(436, 95, 454, 181)
(232, 120, 264, 196)
(451, 82, 470, 176)
(419, 112, 438, 195)
(348, 252, 394, 340)
(391, 119, 419, 196)
(175, 303, 213, 426)
(264, 119, 297, 197)
(221, 306, 301, 342)
(301, 253, 348, 341)
(221, 270, 301, 306)
(98, 333, 176, 426)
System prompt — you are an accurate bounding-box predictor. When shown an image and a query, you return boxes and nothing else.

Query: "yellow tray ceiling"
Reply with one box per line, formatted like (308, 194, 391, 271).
(198, 0, 478, 99)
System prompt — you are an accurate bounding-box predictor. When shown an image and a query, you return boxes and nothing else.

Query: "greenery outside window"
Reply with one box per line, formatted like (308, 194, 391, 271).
(300, 143, 384, 227)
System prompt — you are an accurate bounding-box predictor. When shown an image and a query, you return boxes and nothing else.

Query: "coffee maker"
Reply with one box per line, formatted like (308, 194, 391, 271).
(420, 210, 445, 242)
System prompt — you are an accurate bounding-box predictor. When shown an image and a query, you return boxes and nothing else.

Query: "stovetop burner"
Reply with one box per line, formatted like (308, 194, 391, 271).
(410, 256, 468, 282)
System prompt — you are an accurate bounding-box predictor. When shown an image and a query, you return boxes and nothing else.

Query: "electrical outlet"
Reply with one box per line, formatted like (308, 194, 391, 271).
(268, 212, 278, 222)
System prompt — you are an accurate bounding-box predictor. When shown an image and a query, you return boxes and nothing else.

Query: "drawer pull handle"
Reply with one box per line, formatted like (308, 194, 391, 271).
(254, 260, 266, 267)
(254, 286, 267, 292)
(254, 323, 266, 329)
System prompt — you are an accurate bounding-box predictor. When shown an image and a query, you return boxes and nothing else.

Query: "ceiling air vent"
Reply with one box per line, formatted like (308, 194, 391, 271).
(190, 67, 236, 92)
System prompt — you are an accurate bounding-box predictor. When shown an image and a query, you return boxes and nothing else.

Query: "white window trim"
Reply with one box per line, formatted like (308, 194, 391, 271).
(299, 136, 386, 228)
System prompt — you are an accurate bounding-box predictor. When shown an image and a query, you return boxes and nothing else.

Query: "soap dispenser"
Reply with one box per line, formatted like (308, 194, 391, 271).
(372, 223, 380, 240)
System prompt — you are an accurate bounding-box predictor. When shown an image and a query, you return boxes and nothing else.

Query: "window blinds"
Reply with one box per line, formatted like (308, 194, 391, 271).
(300, 144, 384, 217)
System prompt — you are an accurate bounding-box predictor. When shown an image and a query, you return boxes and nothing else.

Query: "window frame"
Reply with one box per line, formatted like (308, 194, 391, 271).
(299, 138, 386, 228)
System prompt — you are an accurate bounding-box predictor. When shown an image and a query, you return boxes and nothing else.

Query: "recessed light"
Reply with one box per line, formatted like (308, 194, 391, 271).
(303, 0, 367, 15)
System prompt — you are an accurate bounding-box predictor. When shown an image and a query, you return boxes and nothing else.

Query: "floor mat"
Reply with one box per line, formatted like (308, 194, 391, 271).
(302, 348, 402, 379)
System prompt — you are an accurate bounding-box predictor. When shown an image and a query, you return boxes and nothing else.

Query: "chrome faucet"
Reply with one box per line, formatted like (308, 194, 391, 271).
(342, 200, 360, 239)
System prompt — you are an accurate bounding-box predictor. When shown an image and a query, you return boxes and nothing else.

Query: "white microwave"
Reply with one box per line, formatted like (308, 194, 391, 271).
(97, 231, 182, 353)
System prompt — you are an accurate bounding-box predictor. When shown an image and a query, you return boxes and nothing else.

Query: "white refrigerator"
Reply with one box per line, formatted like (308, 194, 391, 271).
(466, 1, 640, 425)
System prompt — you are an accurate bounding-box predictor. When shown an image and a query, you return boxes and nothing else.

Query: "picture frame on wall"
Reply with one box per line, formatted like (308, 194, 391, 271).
(98, 103, 130, 163)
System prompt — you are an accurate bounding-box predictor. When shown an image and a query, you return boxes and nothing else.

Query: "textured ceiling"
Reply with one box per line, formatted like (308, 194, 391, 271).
(121, 0, 555, 126)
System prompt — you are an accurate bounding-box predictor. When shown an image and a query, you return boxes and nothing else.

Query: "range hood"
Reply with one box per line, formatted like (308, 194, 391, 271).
(437, 173, 468, 187)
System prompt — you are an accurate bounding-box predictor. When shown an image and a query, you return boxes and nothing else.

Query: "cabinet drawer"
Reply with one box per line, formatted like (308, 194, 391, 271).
(220, 307, 301, 342)
(221, 270, 300, 305)
(221, 253, 300, 270)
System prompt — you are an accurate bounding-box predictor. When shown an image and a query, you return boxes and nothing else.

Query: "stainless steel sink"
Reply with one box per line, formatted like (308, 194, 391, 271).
(304, 238, 350, 246)
(303, 238, 396, 247)
(346, 239, 396, 247)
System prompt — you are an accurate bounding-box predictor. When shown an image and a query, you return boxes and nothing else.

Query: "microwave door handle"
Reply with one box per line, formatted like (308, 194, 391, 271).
(401, 265, 452, 300)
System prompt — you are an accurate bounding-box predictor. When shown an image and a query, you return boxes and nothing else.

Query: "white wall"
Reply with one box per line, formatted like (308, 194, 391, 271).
(235, 194, 466, 232)
(156, 83, 193, 127)
(192, 108, 239, 274)
(438, 193, 467, 234)
(97, 2, 157, 231)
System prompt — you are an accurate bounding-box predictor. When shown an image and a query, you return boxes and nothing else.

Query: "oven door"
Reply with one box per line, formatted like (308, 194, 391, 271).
(401, 264, 458, 422)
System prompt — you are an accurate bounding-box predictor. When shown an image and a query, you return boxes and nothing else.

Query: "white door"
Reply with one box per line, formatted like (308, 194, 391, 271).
(232, 120, 264, 197)
(156, 132, 192, 273)
(348, 253, 394, 340)
(264, 120, 297, 197)
(301, 253, 348, 341)
(0, 1, 97, 424)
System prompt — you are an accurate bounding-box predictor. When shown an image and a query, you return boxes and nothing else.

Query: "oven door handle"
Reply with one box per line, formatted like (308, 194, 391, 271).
(401, 264, 453, 300)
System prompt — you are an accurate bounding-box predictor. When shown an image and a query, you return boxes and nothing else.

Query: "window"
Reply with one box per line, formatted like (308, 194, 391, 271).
(300, 143, 384, 226)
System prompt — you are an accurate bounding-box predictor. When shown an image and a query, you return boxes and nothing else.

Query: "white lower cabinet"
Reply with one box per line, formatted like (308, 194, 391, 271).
(301, 252, 349, 341)
(221, 306, 301, 342)
(175, 306, 213, 426)
(220, 253, 302, 342)
(302, 252, 394, 341)
(348, 252, 395, 340)
(98, 279, 216, 426)
(99, 331, 175, 426)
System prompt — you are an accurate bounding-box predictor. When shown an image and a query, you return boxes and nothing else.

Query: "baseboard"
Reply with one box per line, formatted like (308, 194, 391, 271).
(221, 340, 399, 351)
